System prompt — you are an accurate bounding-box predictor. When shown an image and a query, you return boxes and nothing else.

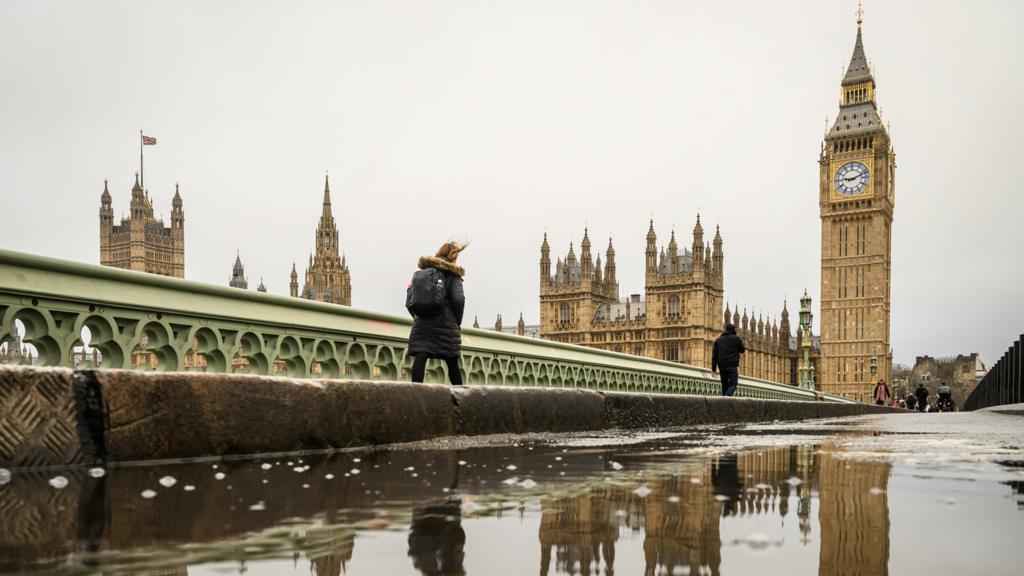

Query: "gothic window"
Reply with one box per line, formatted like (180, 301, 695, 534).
(559, 304, 570, 326)
(668, 296, 681, 318)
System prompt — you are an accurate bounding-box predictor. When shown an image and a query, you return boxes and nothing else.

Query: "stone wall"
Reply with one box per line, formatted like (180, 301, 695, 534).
(0, 366, 896, 468)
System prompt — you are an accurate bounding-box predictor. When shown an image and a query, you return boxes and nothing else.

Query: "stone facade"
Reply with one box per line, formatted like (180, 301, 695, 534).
(909, 353, 985, 407)
(291, 175, 352, 305)
(99, 174, 185, 278)
(818, 17, 895, 401)
(539, 218, 800, 383)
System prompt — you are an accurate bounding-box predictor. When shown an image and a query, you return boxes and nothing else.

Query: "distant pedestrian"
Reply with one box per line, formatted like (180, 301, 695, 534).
(914, 384, 929, 412)
(905, 394, 917, 411)
(406, 241, 468, 385)
(711, 323, 745, 397)
(873, 379, 891, 406)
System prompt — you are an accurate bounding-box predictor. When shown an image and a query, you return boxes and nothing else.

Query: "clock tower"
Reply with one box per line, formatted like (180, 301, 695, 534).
(819, 7, 895, 401)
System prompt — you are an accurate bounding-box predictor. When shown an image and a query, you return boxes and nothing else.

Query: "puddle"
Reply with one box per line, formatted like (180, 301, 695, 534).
(0, 413, 1022, 575)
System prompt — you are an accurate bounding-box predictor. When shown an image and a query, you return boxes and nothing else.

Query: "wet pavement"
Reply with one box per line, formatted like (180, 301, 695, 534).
(1, 410, 1022, 575)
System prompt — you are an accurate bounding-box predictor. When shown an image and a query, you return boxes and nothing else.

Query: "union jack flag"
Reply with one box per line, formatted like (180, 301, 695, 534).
(142, 135, 157, 145)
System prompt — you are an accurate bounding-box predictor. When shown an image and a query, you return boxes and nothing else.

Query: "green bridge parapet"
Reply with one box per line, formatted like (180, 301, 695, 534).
(0, 248, 851, 403)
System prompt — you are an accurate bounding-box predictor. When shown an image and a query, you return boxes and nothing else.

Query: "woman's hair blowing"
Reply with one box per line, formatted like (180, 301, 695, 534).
(436, 240, 470, 263)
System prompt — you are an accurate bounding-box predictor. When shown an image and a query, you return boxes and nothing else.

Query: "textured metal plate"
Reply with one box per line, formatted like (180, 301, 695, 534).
(0, 366, 85, 468)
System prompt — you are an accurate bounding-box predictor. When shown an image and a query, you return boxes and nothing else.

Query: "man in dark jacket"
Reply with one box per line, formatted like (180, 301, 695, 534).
(711, 324, 745, 396)
(914, 384, 929, 412)
(408, 242, 467, 385)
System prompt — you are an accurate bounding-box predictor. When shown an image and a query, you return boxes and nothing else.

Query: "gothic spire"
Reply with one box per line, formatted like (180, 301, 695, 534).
(843, 5, 872, 86)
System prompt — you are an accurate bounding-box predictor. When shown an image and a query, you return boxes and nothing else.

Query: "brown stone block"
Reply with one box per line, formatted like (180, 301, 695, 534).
(95, 370, 330, 461)
(704, 397, 767, 424)
(0, 366, 96, 468)
(453, 386, 605, 435)
(321, 380, 456, 446)
(603, 392, 707, 428)
(763, 399, 820, 422)
(816, 403, 876, 418)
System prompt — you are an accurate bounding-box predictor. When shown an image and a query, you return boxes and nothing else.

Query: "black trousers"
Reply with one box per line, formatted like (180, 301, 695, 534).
(719, 367, 738, 397)
(411, 353, 463, 385)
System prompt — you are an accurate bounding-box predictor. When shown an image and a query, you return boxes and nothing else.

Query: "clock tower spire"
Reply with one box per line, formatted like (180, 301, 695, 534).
(818, 6, 895, 401)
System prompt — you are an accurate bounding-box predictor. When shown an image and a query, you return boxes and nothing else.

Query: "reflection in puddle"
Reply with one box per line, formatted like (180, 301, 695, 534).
(0, 425, 1021, 575)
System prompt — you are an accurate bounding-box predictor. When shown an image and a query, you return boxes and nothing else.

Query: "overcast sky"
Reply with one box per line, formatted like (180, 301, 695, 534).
(1, 0, 1022, 367)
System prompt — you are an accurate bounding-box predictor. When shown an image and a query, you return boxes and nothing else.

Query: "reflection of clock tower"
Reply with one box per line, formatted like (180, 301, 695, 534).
(819, 7, 894, 400)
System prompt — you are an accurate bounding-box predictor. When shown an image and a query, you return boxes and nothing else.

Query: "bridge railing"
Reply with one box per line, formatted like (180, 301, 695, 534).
(0, 249, 852, 403)
(964, 334, 1022, 410)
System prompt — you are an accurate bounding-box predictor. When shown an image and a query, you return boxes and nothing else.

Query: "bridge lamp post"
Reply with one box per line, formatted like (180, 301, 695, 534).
(870, 354, 878, 404)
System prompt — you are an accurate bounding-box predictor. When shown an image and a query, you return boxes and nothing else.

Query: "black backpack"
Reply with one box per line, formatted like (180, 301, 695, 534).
(406, 267, 447, 317)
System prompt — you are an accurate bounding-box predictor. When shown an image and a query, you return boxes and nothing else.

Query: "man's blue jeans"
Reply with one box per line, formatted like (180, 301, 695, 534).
(720, 367, 738, 397)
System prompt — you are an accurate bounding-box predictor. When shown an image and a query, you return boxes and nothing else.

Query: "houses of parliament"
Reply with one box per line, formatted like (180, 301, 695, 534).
(99, 173, 352, 307)
(540, 11, 895, 400)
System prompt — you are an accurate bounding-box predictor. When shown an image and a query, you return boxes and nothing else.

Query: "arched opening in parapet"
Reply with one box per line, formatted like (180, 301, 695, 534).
(76, 316, 125, 369)
(134, 322, 179, 371)
(187, 327, 226, 373)
(64, 323, 97, 368)
(505, 360, 520, 386)
(1, 317, 41, 366)
(485, 358, 502, 386)
(467, 356, 486, 385)
(312, 340, 340, 379)
(548, 366, 562, 389)
(521, 363, 535, 387)
(375, 347, 398, 380)
(236, 332, 269, 375)
(424, 358, 447, 383)
(344, 344, 370, 379)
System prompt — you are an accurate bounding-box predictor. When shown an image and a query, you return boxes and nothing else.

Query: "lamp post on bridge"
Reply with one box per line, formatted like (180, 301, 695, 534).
(798, 290, 816, 392)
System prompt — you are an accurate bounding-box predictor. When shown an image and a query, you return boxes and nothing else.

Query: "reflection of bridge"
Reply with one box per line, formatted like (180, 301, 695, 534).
(0, 249, 852, 402)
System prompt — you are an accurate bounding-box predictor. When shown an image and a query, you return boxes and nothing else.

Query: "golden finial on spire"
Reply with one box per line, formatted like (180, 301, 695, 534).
(856, 0, 864, 27)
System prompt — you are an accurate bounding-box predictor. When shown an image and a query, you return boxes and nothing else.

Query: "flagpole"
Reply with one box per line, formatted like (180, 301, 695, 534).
(139, 130, 144, 189)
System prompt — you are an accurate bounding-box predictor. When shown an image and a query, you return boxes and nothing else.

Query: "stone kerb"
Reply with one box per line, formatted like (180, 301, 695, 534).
(95, 371, 457, 461)
(602, 392, 707, 428)
(0, 366, 901, 468)
(453, 386, 605, 435)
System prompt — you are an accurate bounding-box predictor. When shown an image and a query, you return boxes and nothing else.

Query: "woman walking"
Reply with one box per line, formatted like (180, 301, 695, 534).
(872, 379, 891, 406)
(407, 241, 467, 385)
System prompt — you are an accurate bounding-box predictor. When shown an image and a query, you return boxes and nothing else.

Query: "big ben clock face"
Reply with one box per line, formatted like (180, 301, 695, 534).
(834, 161, 870, 195)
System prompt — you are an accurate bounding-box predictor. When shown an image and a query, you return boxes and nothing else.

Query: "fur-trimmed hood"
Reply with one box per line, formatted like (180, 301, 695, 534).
(418, 256, 465, 278)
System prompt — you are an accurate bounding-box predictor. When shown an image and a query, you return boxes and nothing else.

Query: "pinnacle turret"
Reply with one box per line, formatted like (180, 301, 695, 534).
(229, 252, 248, 289)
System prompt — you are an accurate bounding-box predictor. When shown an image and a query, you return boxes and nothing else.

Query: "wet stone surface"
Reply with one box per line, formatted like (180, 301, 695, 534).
(1, 410, 1022, 575)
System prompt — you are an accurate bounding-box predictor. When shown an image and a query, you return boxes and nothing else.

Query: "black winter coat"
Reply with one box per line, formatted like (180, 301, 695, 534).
(408, 256, 465, 358)
(711, 330, 745, 371)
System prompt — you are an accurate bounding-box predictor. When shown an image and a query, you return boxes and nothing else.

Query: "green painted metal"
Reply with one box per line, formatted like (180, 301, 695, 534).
(0, 249, 854, 403)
